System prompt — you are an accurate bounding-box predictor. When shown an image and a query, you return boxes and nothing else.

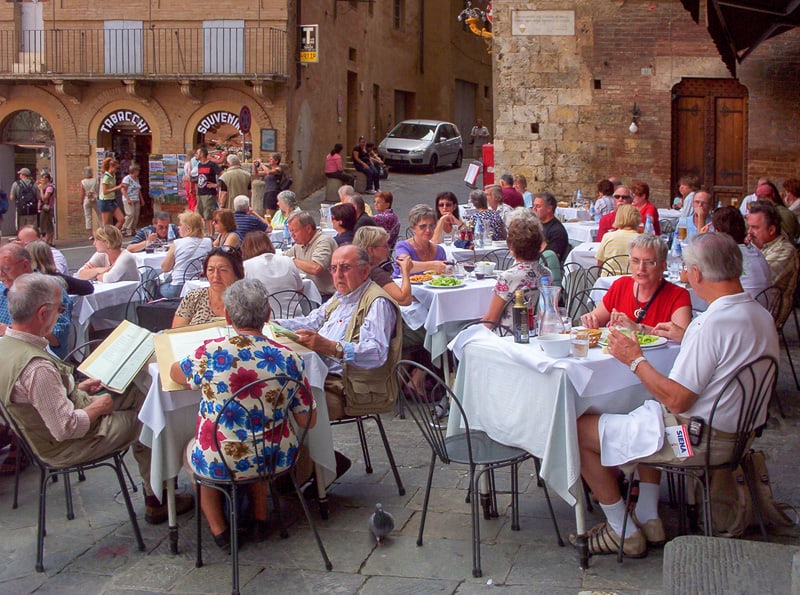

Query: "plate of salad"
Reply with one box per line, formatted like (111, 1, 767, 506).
(599, 329, 667, 349)
(424, 277, 465, 289)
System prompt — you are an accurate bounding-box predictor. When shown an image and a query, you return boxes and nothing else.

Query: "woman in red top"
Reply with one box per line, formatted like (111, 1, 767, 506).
(631, 181, 661, 236)
(581, 234, 691, 332)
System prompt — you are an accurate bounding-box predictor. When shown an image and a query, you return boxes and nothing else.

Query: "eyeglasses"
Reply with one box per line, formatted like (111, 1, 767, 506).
(630, 258, 658, 268)
(438, 202, 455, 208)
(212, 245, 240, 255)
(328, 263, 355, 274)
(44, 302, 66, 314)
(416, 224, 436, 231)
(613, 194, 632, 200)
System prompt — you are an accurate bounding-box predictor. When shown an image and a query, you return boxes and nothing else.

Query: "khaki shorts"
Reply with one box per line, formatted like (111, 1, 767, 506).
(197, 194, 217, 220)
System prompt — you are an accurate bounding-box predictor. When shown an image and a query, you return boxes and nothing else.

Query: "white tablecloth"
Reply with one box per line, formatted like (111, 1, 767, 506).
(657, 208, 681, 223)
(564, 242, 600, 269)
(564, 221, 599, 244)
(441, 244, 503, 262)
(137, 342, 337, 499)
(399, 277, 496, 359)
(446, 325, 680, 533)
(132, 251, 168, 270)
(71, 280, 142, 347)
(556, 207, 591, 221)
(182, 277, 323, 307)
(591, 275, 706, 312)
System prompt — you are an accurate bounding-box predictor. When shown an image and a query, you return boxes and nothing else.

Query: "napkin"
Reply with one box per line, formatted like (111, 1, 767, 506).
(597, 400, 664, 466)
(449, 325, 594, 394)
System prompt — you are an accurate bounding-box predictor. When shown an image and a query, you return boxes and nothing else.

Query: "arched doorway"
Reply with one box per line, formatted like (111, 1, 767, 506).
(96, 109, 153, 221)
(192, 110, 249, 160)
(0, 110, 54, 236)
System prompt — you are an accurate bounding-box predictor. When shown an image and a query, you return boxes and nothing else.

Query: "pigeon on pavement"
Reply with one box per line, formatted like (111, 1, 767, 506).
(369, 503, 395, 545)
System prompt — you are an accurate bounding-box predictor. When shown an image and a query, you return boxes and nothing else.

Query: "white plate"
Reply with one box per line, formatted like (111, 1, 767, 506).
(423, 280, 465, 290)
(598, 335, 668, 349)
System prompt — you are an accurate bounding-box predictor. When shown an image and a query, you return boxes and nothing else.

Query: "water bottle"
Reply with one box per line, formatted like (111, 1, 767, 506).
(576, 187, 584, 209)
(282, 223, 292, 248)
(474, 218, 484, 249)
(667, 233, 682, 279)
(644, 213, 655, 235)
(589, 200, 596, 222)
(717, 200, 722, 210)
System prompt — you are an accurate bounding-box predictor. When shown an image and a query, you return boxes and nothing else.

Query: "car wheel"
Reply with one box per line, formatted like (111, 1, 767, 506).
(428, 155, 438, 174)
(452, 150, 463, 168)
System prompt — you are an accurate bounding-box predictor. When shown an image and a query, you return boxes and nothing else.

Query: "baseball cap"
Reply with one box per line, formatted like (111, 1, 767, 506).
(17, 167, 31, 176)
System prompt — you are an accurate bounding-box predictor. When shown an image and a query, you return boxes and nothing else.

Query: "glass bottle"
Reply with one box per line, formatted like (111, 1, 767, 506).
(512, 289, 530, 344)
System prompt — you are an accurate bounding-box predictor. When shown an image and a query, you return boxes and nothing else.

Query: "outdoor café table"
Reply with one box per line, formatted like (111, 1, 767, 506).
(591, 275, 707, 312)
(563, 221, 599, 244)
(563, 242, 600, 269)
(71, 279, 142, 347)
(132, 250, 168, 270)
(658, 208, 681, 224)
(556, 207, 590, 221)
(441, 244, 497, 263)
(137, 338, 337, 553)
(447, 324, 680, 567)
(181, 277, 324, 307)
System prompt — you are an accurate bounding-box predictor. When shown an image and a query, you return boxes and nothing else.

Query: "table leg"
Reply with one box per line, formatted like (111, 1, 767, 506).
(573, 479, 589, 569)
(167, 481, 178, 554)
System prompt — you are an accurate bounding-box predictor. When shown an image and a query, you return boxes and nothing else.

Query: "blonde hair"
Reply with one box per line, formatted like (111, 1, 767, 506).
(179, 211, 205, 238)
(353, 225, 389, 249)
(101, 157, 118, 173)
(94, 224, 123, 249)
(27, 241, 57, 275)
(613, 204, 641, 230)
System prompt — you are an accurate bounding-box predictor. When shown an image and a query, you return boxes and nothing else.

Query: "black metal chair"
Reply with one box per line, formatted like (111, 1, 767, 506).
(481, 248, 515, 271)
(566, 288, 604, 326)
(0, 396, 145, 572)
(193, 377, 332, 594)
(562, 262, 599, 311)
(137, 265, 162, 300)
(617, 355, 778, 562)
(405, 226, 414, 239)
(458, 319, 513, 337)
(600, 254, 630, 277)
(755, 285, 799, 393)
(124, 279, 158, 326)
(181, 256, 207, 283)
(268, 290, 316, 318)
(395, 360, 563, 578)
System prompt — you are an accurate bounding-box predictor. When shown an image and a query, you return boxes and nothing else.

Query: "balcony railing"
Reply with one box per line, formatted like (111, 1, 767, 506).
(0, 26, 288, 79)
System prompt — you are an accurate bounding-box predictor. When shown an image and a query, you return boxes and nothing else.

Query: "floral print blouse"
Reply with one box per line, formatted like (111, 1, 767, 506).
(179, 335, 315, 480)
(493, 260, 551, 327)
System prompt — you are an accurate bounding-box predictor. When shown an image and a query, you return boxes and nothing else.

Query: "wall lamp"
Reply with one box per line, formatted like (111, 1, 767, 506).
(629, 103, 641, 134)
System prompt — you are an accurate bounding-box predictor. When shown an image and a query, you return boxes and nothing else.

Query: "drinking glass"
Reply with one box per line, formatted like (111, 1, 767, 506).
(677, 225, 688, 241)
(571, 328, 590, 359)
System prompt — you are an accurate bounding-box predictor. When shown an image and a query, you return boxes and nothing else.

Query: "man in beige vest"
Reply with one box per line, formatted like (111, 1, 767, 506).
(217, 154, 251, 210)
(0, 273, 192, 524)
(274, 245, 402, 480)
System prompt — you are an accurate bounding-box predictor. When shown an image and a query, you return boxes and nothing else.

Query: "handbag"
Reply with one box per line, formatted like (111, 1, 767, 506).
(704, 449, 796, 537)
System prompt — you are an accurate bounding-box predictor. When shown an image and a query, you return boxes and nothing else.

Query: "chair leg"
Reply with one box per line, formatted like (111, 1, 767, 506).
(742, 471, 769, 542)
(471, 466, 483, 578)
(417, 453, 437, 547)
(120, 455, 138, 493)
(113, 454, 145, 552)
(64, 472, 75, 520)
(270, 479, 288, 539)
(290, 471, 333, 570)
(12, 444, 21, 509)
(581, 478, 594, 513)
(510, 463, 520, 531)
(372, 415, 406, 496)
(36, 468, 48, 572)
(355, 418, 373, 474)
(617, 470, 636, 564)
(533, 457, 564, 546)
(230, 484, 240, 595)
(195, 478, 203, 568)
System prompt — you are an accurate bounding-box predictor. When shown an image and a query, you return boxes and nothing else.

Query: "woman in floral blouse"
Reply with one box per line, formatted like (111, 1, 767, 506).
(171, 279, 316, 550)
(482, 209, 550, 327)
(469, 189, 507, 241)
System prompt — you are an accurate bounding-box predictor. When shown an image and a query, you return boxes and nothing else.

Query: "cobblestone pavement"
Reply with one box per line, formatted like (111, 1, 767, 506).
(2, 168, 797, 593)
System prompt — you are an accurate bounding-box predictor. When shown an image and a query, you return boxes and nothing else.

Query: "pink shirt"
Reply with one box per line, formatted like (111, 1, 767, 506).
(325, 153, 343, 174)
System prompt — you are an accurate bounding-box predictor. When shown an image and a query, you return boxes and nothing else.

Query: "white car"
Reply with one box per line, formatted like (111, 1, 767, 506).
(377, 120, 463, 173)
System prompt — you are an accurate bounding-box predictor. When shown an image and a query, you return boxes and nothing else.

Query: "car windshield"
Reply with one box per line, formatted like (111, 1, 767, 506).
(388, 123, 436, 141)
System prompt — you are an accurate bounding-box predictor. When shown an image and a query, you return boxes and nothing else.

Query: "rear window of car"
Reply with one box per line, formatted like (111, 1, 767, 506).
(388, 123, 436, 141)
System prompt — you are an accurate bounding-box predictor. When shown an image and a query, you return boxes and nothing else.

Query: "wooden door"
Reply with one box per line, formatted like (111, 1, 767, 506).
(672, 78, 748, 205)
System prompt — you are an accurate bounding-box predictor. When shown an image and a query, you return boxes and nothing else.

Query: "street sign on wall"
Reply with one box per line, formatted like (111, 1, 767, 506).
(300, 24, 319, 63)
(238, 105, 251, 134)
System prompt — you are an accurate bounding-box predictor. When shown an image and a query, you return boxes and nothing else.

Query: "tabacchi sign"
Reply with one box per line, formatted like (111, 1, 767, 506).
(99, 110, 151, 134)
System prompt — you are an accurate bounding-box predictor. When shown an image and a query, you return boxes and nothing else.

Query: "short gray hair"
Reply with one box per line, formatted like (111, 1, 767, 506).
(223, 279, 271, 329)
(338, 185, 356, 199)
(682, 232, 742, 282)
(499, 173, 514, 187)
(153, 211, 170, 222)
(8, 273, 62, 323)
(277, 190, 299, 210)
(288, 210, 315, 229)
(469, 190, 488, 209)
(408, 204, 436, 227)
(232, 195, 250, 212)
(226, 154, 241, 166)
(629, 233, 668, 265)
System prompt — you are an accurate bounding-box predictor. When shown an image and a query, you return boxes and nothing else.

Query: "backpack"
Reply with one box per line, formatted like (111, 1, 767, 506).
(16, 181, 37, 216)
(703, 449, 796, 537)
(0, 189, 8, 215)
(279, 175, 293, 191)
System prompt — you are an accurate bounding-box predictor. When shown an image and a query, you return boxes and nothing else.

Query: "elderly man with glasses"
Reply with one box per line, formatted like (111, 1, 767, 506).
(596, 185, 634, 242)
(283, 211, 338, 300)
(126, 211, 181, 253)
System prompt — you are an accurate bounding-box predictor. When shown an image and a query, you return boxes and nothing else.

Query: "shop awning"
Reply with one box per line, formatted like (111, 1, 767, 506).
(680, 0, 800, 75)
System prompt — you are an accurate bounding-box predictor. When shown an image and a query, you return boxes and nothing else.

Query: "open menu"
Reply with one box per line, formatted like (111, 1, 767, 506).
(153, 320, 232, 391)
(78, 320, 154, 393)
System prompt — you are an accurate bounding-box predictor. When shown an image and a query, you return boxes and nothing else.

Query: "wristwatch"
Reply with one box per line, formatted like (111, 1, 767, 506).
(629, 356, 647, 373)
(334, 342, 344, 358)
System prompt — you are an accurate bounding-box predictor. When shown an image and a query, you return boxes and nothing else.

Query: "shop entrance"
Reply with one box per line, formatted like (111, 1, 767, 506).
(0, 109, 54, 237)
(193, 110, 247, 160)
(97, 117, 152, 222)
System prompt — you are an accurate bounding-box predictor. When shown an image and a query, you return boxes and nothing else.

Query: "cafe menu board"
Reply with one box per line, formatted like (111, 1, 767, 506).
(148, 154, 185, 204)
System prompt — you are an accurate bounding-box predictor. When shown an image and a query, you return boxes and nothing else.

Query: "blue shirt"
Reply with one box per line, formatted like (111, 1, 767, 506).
(132, 224, 181, 244)
(0, 282, 73, 359)
(233, 212, 268, 236)
(677, 215, 712, 239)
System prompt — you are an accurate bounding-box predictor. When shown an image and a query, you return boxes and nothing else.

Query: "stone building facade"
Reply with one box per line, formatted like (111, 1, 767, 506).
(490, 1, 800, 207)
(0, 1, 491, 239)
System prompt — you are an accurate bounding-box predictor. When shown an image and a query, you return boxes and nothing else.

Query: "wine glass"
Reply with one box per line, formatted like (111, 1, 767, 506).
(462, 262, 475, 278)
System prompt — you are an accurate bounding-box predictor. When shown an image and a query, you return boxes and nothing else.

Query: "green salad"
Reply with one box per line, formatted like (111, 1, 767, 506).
(428, 276, 462, 287)
(617, 328, 660, 346)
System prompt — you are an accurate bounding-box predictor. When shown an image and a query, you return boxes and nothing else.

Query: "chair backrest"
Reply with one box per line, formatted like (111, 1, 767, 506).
(178, 256, 206, 284)
(136, 298, 182, 332)
(458, 318, 513, 337)
(600, 254, 630, 277)
(706, 355, 778, 469)
(660, 218, 676, 235)
(137, 265, 161, 299)
(754, 285, 782, 326)
(124, 279, 157, 325)
(562, 262, 594, 309)
(482, 248, 515, 271)
(63, 339, 104, 367)
(405, 226, 414, 239)
(393, 360, 475, 465)
(500, 286, 538, 326)
(268, 290, 315, 318)
(566, 288, 603, 325)
(210, 375, 314, 482)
